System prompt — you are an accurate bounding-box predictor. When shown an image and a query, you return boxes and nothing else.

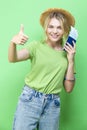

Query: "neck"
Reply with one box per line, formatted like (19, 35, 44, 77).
(46, 39, 63, 49)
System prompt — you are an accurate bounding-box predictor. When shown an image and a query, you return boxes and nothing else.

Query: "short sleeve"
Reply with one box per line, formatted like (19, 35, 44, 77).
(24, 41, 38, 59)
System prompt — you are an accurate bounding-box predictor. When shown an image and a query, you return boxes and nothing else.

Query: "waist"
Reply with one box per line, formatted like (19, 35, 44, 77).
(24, 84, 60, 100)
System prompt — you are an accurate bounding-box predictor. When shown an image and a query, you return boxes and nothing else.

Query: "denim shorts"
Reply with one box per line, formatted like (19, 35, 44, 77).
(13, 85, 60, 130)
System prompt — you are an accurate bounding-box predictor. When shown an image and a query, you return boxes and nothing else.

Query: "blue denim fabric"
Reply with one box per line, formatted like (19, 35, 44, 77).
(13, 85, 60, 130)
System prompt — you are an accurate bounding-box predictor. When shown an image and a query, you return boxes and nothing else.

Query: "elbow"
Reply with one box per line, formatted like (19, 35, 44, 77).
(65, 88, 73, 93)
(64, 81, 75, 93)
(8, 57, 16, 63)
(8, 59, 16, 63)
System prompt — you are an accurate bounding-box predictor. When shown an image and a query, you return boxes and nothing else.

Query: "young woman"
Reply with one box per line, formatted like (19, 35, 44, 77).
(8, 8, 76, 130)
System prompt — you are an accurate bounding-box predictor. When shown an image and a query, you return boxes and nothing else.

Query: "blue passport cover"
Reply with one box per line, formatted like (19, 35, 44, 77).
(66, 36, 76, 47)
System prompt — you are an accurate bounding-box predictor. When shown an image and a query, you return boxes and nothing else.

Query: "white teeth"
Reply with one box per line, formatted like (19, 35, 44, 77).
(51, 35, 58, 38)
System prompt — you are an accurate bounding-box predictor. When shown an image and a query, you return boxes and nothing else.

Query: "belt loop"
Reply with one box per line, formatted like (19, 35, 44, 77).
(52, 94, 53, 99)
(34, 90, 37, 97)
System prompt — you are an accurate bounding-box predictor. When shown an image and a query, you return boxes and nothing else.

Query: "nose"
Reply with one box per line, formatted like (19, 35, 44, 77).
(53, 28, 58, 33)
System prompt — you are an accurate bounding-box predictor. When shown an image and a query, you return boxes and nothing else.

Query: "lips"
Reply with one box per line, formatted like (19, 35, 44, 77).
(50, 34, 59, 39)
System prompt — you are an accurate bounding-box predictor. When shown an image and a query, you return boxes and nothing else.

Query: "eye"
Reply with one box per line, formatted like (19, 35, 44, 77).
(48, 25, 54, 29)
(57, 26, 62, 29)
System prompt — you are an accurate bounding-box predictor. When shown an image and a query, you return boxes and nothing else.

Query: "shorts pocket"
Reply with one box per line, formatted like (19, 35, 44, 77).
(53, 97, 60, 107)
(19, 90, 33, 102)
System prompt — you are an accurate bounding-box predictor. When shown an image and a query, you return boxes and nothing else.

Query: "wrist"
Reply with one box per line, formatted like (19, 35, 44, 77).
(64, 77, 75, 82)
(10, 40, 17, 45)
(68, 56, 75, 63)
(68, 60, 74, 65)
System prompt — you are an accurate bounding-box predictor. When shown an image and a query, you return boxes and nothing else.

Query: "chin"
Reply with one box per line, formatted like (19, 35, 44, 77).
(50, 39, 58, 42)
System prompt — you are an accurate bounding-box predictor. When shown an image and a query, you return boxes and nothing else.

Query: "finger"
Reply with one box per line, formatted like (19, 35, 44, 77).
(66, 42, 73, 49)
(19, 24, 24, 34)
(64, 44, 73, 52)
(72, 41, 76, 49)
(64, 46, 70, 52)
(21, 38, 28, 43)
(64, 44, 71, 50)
(23, 34, 29, 39)
(64, 43, 76, 54)
(21, 40, 27, 44)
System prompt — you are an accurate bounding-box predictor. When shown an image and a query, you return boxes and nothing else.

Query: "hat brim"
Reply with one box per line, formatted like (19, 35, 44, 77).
(40, 8, 75, 27)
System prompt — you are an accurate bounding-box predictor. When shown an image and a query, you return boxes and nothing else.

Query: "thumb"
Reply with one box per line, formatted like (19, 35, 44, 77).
(19, 24, 24, 34)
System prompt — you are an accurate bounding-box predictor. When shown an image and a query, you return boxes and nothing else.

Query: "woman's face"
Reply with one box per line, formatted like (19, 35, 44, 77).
(46, 18, 64, 43)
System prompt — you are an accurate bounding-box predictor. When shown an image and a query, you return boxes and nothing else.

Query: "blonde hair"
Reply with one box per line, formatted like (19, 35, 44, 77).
(43, 12, 70, 37)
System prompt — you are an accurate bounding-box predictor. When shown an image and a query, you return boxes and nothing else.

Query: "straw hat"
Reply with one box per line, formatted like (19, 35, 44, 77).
(40, 8, 75, 27)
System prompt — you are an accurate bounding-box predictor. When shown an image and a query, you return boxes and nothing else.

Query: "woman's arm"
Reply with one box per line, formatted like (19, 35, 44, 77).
(64, 61, 75, 93)
(8, 25, 29, 62)
(63, 42, 76, 93)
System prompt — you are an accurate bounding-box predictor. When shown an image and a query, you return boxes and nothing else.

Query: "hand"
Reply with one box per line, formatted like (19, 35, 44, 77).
(11, 24, 29, 45)
(64, 41, 76, 63)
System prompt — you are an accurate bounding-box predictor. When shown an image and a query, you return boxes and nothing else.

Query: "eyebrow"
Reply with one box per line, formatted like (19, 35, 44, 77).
(48, 24, 62, 28)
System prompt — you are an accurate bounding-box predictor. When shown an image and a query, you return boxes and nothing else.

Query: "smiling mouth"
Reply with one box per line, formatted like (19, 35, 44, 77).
(51, 35, 59, 39)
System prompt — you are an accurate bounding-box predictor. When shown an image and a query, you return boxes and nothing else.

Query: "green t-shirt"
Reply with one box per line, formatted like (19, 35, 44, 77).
(24, 41, 68, 94)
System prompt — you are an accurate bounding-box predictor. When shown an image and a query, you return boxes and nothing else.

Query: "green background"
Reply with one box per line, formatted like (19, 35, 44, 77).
(0, 0, 87, 130)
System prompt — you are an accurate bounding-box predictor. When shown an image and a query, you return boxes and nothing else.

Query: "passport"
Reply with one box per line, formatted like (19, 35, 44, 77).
(66, 26, 78, 47)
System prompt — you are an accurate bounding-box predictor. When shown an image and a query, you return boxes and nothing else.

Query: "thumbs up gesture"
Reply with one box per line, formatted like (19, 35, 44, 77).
(11, 24, 29, 45)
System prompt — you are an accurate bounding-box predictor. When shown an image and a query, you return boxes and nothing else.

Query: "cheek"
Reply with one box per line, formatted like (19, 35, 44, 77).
(60, 30, 64, 36)
(46, 28, 50, 34)
(46, 29, 51, 37)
